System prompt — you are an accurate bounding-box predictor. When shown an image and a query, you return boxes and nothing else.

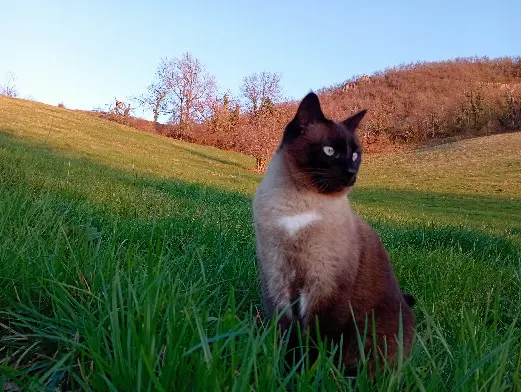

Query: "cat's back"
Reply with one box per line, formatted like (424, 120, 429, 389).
(349, 213, 411, 310)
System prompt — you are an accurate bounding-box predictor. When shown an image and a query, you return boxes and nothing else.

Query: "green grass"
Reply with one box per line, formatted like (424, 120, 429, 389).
(0, 96, 520, 391)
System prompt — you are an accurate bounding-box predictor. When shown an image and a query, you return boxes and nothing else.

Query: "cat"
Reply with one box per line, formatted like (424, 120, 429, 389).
(252, 92, 415, 374)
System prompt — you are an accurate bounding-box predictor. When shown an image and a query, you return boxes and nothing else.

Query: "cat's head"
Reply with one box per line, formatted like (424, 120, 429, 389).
(281, 92, 367, 195)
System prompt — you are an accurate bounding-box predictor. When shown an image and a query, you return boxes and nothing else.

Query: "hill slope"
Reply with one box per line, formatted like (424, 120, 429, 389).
(0, 96, 258, 194)
(0, 97, 520, 390)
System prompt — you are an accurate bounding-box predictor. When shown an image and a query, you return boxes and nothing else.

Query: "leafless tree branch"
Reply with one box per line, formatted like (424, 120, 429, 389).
(0, 72, 18, 98)
(241, 71, 282, 114)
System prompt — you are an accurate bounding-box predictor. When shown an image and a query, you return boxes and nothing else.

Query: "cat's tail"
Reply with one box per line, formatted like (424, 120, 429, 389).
(402, 293, 416, 307)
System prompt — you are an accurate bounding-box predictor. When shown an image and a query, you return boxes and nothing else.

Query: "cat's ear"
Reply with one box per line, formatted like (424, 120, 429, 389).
(283, 92, 326, 143)
(294, 92, 326, 126)
(343, 109, 367, 131)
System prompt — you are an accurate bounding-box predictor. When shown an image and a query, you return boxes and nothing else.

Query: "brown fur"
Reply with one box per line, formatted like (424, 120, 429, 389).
(253, 92, 415, 374)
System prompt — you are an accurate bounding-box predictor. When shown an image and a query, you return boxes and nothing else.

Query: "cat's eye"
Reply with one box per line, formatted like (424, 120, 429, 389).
(323, 146, 335, 156)
(352, 152, 358, 161)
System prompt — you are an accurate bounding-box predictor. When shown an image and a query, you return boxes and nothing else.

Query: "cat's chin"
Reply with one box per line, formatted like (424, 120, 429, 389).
(346, 177, 357, 187)
(338, 177, 357, 195)
(317, 185, 354, 197)
(329, 176, 356, 195)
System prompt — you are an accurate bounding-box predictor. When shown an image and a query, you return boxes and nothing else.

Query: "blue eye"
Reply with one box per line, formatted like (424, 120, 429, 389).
(323, 146, 335, 156)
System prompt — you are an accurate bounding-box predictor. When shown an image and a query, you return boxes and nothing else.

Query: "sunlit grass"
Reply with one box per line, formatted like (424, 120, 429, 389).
(0, 96, 520, 391)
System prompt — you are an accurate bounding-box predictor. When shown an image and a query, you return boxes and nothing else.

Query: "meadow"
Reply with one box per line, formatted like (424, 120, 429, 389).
(0, 96, 520, 391)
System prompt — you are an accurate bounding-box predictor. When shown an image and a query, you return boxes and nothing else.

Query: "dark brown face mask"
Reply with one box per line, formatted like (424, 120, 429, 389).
(282, 92, 367, 194)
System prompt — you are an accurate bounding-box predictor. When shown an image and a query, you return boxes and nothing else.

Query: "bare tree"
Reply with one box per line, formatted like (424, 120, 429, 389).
(137, 63, 171, 123)
(109, 98, 134, 117)
(160, 53, 217, 125)
(138, 82, 169, 123)
(113, 98, 125, 115)
(241, 71, 282, 114)
(0, 72, 18, 98)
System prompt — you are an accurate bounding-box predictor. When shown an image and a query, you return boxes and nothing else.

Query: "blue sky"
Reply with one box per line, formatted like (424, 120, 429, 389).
(1, 0, 520, 120)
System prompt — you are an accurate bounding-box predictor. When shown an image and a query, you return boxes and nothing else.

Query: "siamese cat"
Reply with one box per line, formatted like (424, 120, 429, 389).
(253, 92, 415, 373)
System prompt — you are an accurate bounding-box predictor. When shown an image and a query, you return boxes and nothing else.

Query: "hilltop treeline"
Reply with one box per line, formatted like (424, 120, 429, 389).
(96, 56, 521, 170)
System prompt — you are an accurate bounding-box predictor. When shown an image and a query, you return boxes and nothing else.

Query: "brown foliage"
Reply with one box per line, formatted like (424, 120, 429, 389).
(100, 57, 521, 170)
(234, 57, 521, 164)
(95, 112, 160, 134)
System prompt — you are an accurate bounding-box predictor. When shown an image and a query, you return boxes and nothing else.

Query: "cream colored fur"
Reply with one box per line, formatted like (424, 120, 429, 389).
(253, 148, 361, 324)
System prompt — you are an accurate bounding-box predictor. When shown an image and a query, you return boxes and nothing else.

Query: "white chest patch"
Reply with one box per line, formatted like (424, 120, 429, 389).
(277, 211, 322, 236)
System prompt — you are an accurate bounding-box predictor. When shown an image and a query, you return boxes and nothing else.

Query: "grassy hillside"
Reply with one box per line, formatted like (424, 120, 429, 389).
(1, 96, 520, 391)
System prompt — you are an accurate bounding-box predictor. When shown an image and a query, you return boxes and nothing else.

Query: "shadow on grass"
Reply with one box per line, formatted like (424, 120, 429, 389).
(173, 143, 254, 171)
(351, 185, 521, 229)
(0, 130, 252, 213)
(1, 130, 520, 275)
(1, 132, 520, 390)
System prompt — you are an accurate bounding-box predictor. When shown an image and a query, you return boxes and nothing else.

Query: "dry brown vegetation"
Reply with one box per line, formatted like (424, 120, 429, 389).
(92, 56, 521, 170)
